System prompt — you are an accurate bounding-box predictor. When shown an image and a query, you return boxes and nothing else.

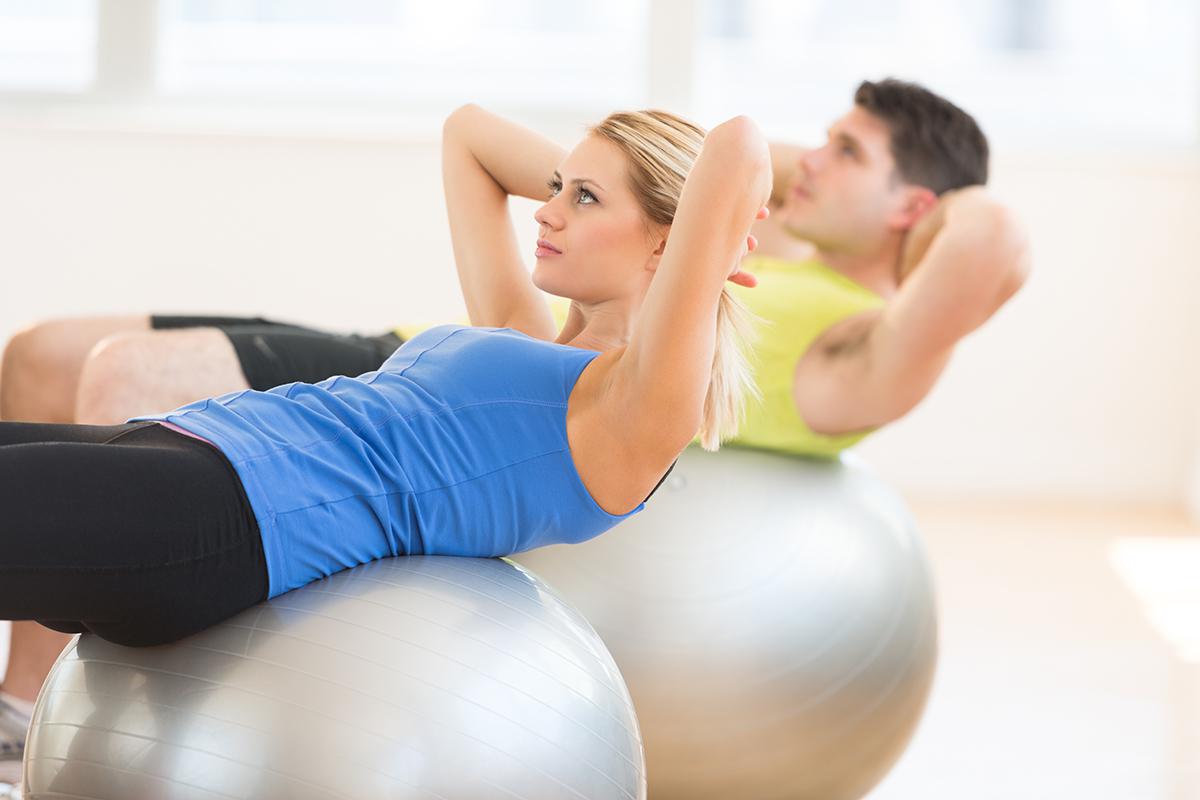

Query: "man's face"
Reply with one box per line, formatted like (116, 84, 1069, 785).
(782, 106, 913, 254)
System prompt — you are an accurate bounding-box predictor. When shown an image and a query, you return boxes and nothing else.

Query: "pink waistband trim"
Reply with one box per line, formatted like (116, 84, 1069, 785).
(156, 420, 216, 447)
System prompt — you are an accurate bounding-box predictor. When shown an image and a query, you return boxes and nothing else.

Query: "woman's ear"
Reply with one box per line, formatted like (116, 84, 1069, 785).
(645, 224, 671, 273)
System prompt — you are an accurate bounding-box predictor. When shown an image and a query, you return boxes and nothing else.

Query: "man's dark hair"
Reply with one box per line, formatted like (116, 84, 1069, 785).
(854, 78, 989, 194)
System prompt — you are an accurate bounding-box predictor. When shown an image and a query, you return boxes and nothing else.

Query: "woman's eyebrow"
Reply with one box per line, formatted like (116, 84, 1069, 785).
(552, 171, 606, 192)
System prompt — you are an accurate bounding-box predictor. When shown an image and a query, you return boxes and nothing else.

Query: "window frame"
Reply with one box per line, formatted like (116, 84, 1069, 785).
(0, 0, 1195, 149)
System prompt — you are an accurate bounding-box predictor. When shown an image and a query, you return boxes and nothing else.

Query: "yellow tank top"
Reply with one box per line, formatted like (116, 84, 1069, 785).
(728, 256, 884, 458)
(394, 256, 881, 459)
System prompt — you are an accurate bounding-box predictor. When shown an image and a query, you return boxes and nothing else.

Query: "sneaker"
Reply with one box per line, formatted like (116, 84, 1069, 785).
(0, 699, 27, 767)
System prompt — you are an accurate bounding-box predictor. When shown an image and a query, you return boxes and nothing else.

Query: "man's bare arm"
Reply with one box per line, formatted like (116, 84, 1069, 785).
(767, 141, 805, 208)
(792, 187, 1031, 434)
(746, 142, 814, 262)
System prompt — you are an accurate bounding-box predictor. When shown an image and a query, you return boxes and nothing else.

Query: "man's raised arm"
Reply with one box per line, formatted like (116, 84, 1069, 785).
(791, 187, 1031, 435)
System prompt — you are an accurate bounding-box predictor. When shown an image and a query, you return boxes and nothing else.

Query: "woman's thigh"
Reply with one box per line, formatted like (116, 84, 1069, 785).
(0, 420, 144, 447)
(0, 422, 267, 645)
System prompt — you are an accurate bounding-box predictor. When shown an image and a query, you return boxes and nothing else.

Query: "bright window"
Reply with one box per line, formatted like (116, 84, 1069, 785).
(697, 0, 1200, 146)
(0, 0, 97, 91)
(158, 0, 648, 109)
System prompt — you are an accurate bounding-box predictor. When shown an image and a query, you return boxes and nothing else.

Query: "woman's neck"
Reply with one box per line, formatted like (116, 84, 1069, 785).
(557, 297, 641, 352)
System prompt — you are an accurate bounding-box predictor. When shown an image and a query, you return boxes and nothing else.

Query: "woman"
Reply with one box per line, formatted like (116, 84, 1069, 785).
(0, 106, 771, 647)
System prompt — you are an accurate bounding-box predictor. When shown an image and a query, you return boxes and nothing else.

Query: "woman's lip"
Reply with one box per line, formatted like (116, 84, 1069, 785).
(536, 240, 562, 256)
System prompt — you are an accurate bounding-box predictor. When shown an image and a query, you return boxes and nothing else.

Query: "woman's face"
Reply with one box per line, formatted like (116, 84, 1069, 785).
(531, 135, 665, 304)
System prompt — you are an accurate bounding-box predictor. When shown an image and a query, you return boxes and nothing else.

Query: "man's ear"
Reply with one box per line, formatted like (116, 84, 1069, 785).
(889, 185, 938, 231)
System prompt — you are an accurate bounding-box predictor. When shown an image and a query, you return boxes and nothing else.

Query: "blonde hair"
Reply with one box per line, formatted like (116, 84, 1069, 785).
(590, 110, 759, 451)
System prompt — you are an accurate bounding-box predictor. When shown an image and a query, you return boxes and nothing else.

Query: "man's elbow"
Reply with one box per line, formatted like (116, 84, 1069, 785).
(979, 203, 1032, 292)
(796, 398, 878, 438)
(796, 394, 917, 438)
(792, 369, 934, 437)
(792, 376, 878, 437)
(1001, 213, 1032, 298)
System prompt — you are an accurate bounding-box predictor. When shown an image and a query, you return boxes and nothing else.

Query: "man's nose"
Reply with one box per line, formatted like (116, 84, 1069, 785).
(799, 146, 824, 175)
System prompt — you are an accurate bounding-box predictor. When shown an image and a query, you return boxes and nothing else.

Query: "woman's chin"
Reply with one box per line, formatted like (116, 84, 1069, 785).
(531, 269, 571, 299)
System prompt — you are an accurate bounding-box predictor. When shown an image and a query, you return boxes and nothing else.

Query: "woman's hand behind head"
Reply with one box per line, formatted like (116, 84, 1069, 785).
(727, 205, 770, 287)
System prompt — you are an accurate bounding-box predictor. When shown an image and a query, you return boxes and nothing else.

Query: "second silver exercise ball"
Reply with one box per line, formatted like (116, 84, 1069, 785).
(515, 446, 938, 800)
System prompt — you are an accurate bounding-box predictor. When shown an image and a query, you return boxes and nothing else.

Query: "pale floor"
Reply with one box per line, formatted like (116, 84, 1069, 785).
(868, 500, 1200, 800)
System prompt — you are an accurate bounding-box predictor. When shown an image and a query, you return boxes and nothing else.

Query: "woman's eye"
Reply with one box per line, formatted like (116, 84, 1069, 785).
(578, 188, 596, 204)
(547, 181, 562, 197)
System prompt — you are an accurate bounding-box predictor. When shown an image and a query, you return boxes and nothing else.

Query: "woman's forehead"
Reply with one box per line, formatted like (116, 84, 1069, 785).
(557, 136, 629, 191)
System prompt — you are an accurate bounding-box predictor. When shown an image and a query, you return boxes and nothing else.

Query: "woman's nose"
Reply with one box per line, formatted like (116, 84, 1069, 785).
(534, 201, 564, 230)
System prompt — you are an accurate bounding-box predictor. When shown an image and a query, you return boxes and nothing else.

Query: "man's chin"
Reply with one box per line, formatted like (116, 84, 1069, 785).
(782, 214, 815, 242)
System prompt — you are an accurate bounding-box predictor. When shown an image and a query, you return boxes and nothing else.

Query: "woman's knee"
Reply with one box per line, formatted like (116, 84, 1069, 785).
(85, 621, 189, 648)
(85, 594, 249, 648)
(37, 620, 89, 635)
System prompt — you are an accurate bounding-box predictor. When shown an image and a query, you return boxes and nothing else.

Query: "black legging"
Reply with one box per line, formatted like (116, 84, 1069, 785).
(0, 421, 268, 646)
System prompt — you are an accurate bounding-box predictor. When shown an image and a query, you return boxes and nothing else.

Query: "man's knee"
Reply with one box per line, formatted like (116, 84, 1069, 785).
(75, 332, 164, 424)
(1, 321, 86, 421)
(2, 327, 41, 387)
(75, 328, 248, 424)
(3, 322, 69, 383)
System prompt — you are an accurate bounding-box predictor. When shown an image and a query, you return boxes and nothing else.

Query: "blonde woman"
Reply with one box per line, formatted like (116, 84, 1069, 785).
(0, 106, 769, 647)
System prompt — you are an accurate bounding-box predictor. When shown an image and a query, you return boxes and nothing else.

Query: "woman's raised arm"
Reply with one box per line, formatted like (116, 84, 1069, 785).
(610, 116, 772, 457)
(441, 104, 566, 338)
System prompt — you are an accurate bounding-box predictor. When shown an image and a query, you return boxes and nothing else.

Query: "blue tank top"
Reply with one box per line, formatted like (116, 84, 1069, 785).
(136, 325, 642, 598)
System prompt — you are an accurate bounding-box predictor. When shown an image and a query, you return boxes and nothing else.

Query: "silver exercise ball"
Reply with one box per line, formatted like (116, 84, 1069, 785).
(23, 556, 645, 800)
(514, 447, 938, 800)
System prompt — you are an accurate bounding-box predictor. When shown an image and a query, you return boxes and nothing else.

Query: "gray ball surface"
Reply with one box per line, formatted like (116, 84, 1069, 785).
(24, 557, 646, 800)
(514, 447, 938, 800)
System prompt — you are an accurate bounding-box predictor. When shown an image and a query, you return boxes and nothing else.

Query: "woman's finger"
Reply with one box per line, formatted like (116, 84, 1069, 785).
(728, 269, 758, 288)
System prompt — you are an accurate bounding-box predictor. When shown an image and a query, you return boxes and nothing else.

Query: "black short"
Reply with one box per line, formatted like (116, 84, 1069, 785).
(150, 315, 404, 391)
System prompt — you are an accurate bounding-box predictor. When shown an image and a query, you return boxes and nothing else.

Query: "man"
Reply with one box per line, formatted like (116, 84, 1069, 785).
(731, 78, 1026, 457)
(0, 78, 1028, 764)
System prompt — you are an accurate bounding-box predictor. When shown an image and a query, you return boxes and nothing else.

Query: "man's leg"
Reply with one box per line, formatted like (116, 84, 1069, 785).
(74, 328, 251, 425)
(0, 315, 151, 423)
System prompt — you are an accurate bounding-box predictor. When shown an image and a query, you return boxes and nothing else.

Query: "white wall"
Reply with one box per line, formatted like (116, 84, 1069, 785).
(1, 119, 1197, 505)
(856, 150, 1200, 504)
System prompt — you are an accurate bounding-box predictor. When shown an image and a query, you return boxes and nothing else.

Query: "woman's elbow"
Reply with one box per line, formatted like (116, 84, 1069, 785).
(442, 103, 484, 140)
(706, 117, 771, 172)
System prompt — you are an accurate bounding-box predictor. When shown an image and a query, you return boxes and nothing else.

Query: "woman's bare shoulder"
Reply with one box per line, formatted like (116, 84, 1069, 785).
(564, 350, 680, 516)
